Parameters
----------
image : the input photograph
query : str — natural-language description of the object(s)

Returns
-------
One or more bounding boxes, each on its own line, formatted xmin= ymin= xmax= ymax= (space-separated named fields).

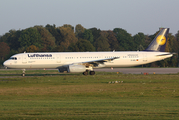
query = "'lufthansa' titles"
xmin=28 ymin=54 xmax=52 ymax=57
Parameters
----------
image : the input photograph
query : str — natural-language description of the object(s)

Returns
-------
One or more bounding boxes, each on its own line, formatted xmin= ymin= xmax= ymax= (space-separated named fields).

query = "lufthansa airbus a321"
xmin=3 ymin=28 xmax=174 ymax=76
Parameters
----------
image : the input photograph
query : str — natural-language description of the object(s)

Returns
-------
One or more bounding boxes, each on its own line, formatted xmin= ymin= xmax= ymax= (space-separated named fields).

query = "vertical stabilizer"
xmin=145 ymin=28 xmax=169 ymax=52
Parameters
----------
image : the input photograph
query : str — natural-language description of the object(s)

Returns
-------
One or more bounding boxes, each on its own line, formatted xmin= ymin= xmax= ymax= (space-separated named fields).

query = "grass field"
xmin=0 ymin=70 xmax=179 ymax=119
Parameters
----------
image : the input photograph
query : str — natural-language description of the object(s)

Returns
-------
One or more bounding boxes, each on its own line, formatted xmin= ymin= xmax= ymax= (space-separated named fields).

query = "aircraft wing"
xmin=80 ymin=57 xmax=120 ymax=67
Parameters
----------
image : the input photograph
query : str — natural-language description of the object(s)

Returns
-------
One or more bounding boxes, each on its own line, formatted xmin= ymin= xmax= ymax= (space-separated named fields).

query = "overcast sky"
xmin=0 ymin=0 xmax=179 ymax=36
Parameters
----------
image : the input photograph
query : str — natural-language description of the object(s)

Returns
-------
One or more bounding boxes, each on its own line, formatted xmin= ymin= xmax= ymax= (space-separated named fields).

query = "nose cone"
xmin=3 ymin=60 xmax=8 ymax=67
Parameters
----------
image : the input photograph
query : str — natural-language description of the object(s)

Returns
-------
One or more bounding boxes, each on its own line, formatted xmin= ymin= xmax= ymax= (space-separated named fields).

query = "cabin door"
xmin=56 ymin=54 xmax=61 ymax=63
xmin=22 ymin=54 xmax=27 ymax=63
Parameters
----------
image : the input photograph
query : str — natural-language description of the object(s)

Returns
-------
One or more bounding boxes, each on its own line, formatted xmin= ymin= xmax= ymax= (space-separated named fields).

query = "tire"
xmin=83 ymin=71 xmax=88 ymax=75
xmin=90 ymin=71 xmax=95 ymax=75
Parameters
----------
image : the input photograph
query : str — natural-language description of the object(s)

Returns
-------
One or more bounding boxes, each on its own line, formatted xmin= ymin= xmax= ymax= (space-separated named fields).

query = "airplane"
xmin=3 ymin=28 xmax=174 ymax=76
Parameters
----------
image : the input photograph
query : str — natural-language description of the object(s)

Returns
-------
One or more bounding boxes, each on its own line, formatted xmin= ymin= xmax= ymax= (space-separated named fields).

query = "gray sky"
xmin=0 ymin=0 xmax=179 ymax=36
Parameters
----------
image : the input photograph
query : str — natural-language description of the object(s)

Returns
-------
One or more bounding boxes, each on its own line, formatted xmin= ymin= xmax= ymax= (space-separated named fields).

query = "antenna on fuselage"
xmin=24 ymin=51 xmax=26 ymax=53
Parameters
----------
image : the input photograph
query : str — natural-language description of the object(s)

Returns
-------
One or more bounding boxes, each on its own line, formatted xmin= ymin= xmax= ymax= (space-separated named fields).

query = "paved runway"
xmin=0 ymin=68 xmax=179 ymax=74
xmin=94 ymin=68 xmax=179 ymax=74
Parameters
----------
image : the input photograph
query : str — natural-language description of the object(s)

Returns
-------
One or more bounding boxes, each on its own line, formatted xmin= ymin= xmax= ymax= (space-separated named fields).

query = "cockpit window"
xmin=9 ymin=57 xmax=17 ymax=60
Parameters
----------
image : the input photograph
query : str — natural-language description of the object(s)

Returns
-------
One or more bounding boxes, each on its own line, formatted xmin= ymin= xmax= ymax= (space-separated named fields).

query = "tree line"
xmin=0 ymin=24 xmax=179 ymax=67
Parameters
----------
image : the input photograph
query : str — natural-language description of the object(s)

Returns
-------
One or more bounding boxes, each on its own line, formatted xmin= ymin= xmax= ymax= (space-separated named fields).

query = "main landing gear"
xmin=90 ymin=71 xmax=95 ymax=75
xmin=83 ymin=70 xmax=95 ymax=75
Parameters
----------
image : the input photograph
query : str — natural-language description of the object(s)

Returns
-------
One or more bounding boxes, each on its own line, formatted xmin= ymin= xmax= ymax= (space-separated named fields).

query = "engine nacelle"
xmin=68 ymin=65 xmax=86 ymax=73
xmin=58 ymin=65 xmax=86 ymax=73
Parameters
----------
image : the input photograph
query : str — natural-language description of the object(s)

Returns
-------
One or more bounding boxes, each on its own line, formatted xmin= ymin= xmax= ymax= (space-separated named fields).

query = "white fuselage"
xmin=3 ymin=51 xmax=172 ymax=69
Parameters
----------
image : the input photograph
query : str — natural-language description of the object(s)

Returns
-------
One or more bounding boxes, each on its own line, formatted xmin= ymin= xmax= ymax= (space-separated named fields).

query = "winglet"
xmin=145 ymin=28 xmax=169 ymax=52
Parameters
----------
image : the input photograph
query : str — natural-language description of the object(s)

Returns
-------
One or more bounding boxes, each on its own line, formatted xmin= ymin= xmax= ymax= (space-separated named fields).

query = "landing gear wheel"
xmin=90 ymin=71 xmax=95 ymax=75
xmin=22 ymin=73 xmax=25 ymax=77
xmin=83 ymin=71 xmax=88 ymax=75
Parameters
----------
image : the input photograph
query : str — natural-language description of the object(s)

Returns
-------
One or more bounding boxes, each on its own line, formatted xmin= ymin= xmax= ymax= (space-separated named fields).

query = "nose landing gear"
xmin=22 ymin=69 xmax=26 ymax=76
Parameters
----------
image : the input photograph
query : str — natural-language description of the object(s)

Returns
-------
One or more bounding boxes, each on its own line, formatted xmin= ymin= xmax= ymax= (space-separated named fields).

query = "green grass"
xmin=0 ymin=70 xmax=179 ymax=119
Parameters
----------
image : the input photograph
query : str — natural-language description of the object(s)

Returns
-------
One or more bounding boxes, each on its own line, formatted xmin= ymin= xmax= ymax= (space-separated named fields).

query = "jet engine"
xmin=58 ymin=65 xmax=86 ymax=73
